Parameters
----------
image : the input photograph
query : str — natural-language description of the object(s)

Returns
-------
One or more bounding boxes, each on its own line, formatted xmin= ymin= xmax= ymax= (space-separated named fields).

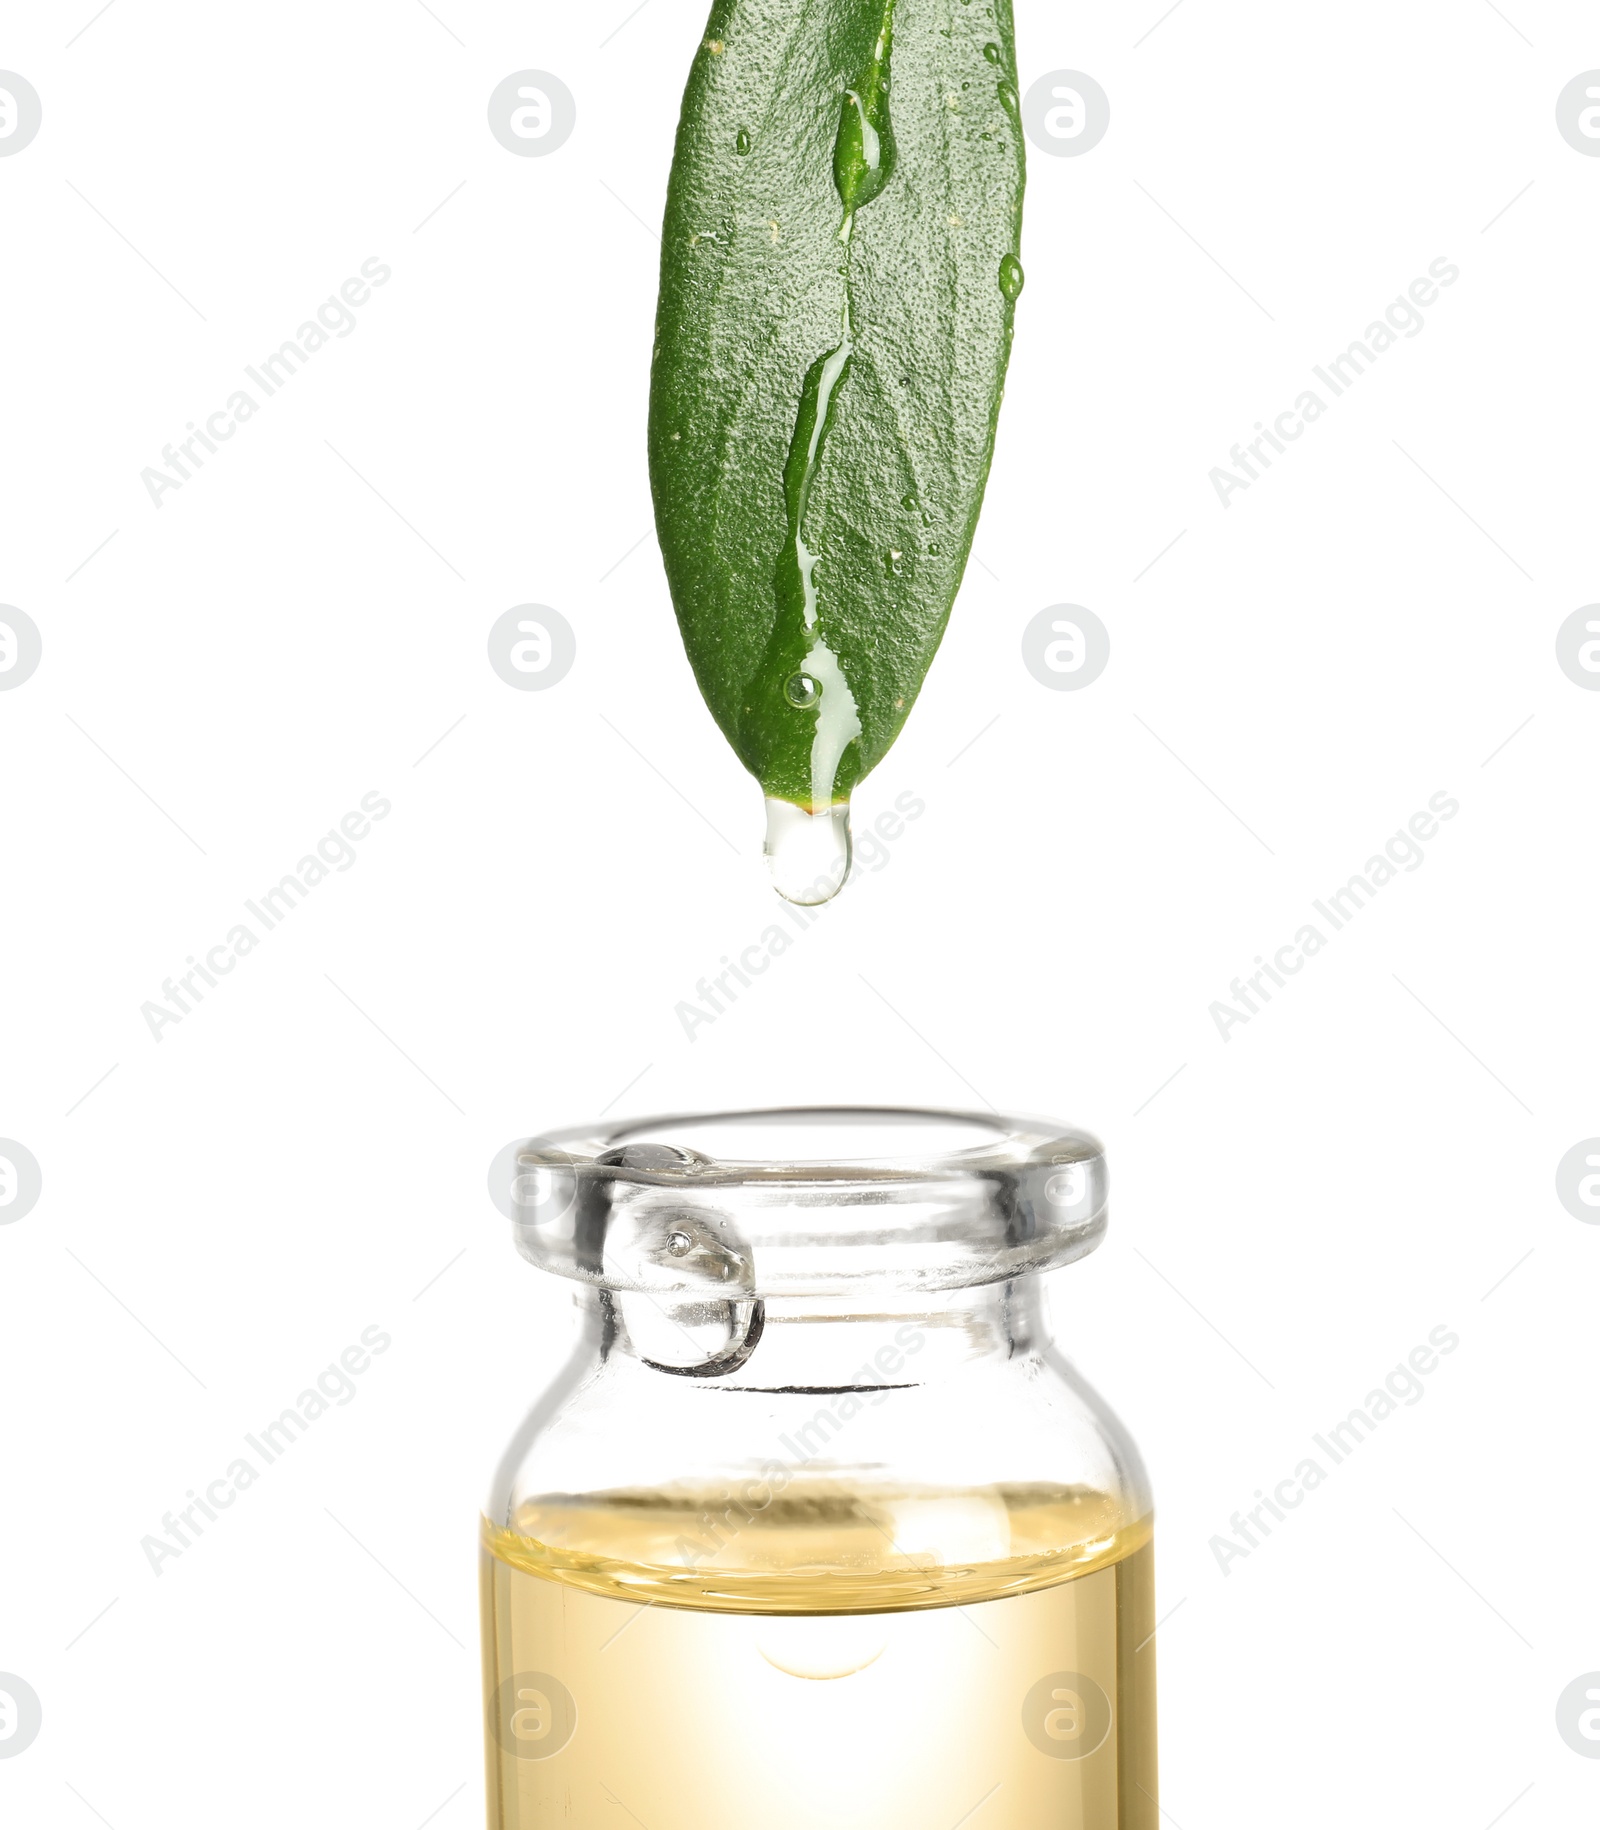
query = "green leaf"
xmin=648 ymin=0 xmax=1026 ymax=814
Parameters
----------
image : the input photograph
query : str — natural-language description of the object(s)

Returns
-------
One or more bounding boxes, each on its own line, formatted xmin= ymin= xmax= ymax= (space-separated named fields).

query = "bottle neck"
xmin=589 ymin=1279 xmax=1047 ymax=1388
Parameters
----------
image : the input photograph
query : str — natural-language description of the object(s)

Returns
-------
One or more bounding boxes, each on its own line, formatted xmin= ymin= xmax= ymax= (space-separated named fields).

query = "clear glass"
xmin=481 ymin=1108 xmax=1156 ymax=1830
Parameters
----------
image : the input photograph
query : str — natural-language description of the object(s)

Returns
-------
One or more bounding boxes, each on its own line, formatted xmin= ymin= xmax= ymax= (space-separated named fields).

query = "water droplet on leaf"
xmin=785 ymin=671 xmax=822 ymax=709
xmin=983 ymin=41 xmax=1001 ymax=62
xmin=736 ymin=128 xmax=751 ymax=154
xmin=998 ymin=253 xmax=1025 ymax=301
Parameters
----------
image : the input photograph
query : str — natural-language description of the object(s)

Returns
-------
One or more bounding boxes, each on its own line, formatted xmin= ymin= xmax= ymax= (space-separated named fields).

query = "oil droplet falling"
xmin=999 ymin=253 xmax=1025 ymax=301
xmin=764 ymin=798 xmax=852 ymax=905
xmin=735 ymin=128 xmax=751 ymax=154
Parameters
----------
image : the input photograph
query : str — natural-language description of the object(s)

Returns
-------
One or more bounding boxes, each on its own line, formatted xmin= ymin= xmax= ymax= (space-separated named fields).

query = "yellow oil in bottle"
xmin=481 ymin=1485 xmax=1156 ymax=1829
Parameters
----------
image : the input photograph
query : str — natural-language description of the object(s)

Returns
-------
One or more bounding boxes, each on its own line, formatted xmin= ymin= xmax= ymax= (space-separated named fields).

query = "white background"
xmin=2 ymin=0 xmax=1596 ymax=1825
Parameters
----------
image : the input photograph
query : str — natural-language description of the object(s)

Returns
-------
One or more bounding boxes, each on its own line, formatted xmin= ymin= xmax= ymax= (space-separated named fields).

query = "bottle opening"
xmin=494 ymin=1106 xmax=1108 ymax=1298
xmin=607 ymin=1107 xmax=1010 ymax=1167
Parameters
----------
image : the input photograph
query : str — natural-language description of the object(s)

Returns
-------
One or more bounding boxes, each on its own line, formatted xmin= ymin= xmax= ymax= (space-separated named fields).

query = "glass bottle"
xmin=481 ymin=1108 xmax=1156 ymax=1829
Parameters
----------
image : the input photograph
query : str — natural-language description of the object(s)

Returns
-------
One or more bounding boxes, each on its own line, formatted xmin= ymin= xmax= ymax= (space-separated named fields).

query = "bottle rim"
xmin=490 ymin=1105 xmax=1108 ymax=1297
